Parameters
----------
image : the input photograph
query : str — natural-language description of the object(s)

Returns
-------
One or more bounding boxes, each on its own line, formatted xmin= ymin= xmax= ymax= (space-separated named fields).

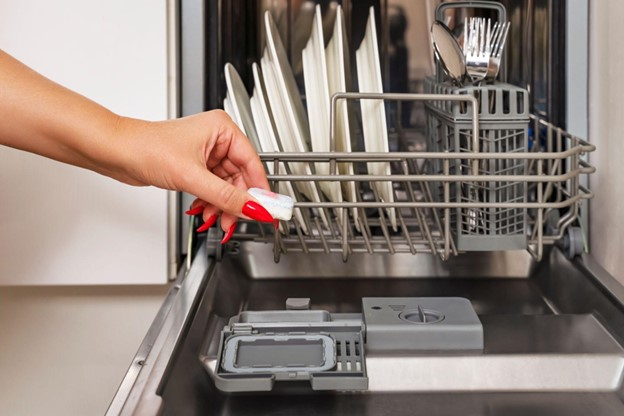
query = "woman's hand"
xmin=112 ymin=111 xmax=271 ymax=239
xmin=0 ymin=49 xmax=272 ymax=241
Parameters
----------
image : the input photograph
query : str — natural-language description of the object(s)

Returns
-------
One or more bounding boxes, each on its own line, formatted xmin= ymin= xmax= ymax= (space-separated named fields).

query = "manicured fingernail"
xmin=185 ymin=206 xmax=204 ymax=216
xmin=273 ymin=220 xmax=280 ymax=230
xmin=220 ymin=223 xmax=237 ymax=245
xmin=242 ymin=201 xmax=274 ymax=223
xmin=196 ymin=215 xmax=218 ymax=232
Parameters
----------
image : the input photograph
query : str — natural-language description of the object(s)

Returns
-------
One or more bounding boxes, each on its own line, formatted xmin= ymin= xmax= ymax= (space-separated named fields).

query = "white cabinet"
xmin=0 ymin=0 xmax=171 ymax=285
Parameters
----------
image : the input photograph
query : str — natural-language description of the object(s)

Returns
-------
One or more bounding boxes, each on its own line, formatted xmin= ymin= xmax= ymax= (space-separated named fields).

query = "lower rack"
xmin=225 ymin=113 xmax=594 ymax=263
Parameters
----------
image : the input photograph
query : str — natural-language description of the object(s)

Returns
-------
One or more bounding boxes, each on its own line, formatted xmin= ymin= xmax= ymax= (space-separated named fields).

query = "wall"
xmin=0 ymin=0 xmax=170 ymax=284
xmin=589 ymin=1 xmax=624 ymax=284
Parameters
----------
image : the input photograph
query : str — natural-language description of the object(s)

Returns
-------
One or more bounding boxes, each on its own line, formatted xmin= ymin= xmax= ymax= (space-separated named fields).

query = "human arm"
xmin=0 ymin=49 xmax=271 ymax=235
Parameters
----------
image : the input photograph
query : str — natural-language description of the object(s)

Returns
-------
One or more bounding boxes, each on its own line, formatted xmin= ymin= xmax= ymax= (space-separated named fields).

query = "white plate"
xmin=325 ymin=4 xmax=359 ymax=230
xmin=302 ymin=5 xmax=343 ymax=221
xmin=264 ymin=11 xmax=311 ymax=148
xmin=262 ymin=12 xmax=330 ymax=229
xmin=355 ymin=7 xmax=397 ymax=230
xmin=223 ymin=94 xmax=236 ymax=125
xmin=250 ymin=63 xmax=308 ymax=235
xmin=224 ymin=63 xmax=261 ymax=152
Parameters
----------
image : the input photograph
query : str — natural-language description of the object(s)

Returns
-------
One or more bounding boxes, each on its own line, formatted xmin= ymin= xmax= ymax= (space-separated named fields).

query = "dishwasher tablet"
xmin=248 ymin=188 xmax=294 ymax=221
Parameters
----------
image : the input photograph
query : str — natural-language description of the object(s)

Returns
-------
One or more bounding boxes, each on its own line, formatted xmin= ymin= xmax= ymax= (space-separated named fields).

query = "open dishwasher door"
xmin=107 ymin=240 xmax=624 ymax=415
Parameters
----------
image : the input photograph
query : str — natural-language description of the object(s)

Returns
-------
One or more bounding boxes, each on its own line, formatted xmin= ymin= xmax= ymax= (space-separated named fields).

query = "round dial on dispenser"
xmin=399 ymin=305 xmax=445 ymax=324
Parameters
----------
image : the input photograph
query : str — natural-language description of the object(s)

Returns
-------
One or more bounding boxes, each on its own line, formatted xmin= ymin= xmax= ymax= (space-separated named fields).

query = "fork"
xmin=485 ymin=21 xmax=510 ymax=81
xmin=463 ymin=17 xmax=491 ymax=83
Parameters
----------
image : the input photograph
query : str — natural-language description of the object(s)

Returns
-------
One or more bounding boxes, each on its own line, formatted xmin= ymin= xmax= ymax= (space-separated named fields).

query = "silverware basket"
xmin=424 ymin=77 xmax=530 ymax=251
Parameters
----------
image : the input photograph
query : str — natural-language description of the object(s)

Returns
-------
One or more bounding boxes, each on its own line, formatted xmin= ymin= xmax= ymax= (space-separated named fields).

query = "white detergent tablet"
xmin=248 ymin=188 xmax=294 ymax=221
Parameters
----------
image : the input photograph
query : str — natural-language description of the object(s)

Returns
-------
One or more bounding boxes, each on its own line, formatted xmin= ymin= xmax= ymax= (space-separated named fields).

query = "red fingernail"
xmin=273 ymin=220 xmax=280 ymax=230
xmin=196 ymin=215 xmax=218 ymax=232
xmin=185 ymin=206 xmax=204 ymax=216
xmin=242 ymin=201 xmax=274 ymax=223
xmin=220 ymin=223 xmax=237 ymax=245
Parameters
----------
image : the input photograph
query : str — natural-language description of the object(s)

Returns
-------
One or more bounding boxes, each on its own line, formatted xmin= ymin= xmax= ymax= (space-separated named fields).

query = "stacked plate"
xmin=223 ymin=6 xmax=396 ymax=234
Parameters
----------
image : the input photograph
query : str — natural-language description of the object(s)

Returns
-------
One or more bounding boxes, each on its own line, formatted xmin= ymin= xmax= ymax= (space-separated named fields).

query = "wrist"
xmin=97 ymin=115 xmax=155 ymax=186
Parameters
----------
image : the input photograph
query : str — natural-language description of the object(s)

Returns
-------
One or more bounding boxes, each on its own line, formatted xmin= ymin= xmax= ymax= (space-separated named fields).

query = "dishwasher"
xmin=108 ymin=1 xmax=624 ymax=415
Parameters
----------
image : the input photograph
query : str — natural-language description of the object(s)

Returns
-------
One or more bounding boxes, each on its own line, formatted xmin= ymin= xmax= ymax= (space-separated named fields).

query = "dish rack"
xmin=221 ymin=91 xmax=594 ymax=263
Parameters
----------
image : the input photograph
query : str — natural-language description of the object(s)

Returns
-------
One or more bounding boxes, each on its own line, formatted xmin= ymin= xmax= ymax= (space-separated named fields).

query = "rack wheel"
xmin=563 ymin=226 xmax=584 ymax=259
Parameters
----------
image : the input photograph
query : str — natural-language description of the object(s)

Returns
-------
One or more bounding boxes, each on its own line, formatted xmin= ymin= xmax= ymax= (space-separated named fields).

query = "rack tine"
xmin=312 ymin=217 xmax=328 ymax=254
xmin=341 ymin=208 xmax=349 ymax=262
xmin=371 ymin=186 xmax=395 ymax=255
xmin=415 ymin=159 xmax=457 ymax=256
xmin=354 ymin=180 xmax=373 ymax=241
xmin=402 ymin=160 xmax=436 ymax=254
xmin=293 ymin=217 xmax=310 ymax=254
xmin=358 ymin=215 xmax=374 ymax=254
xmin=378 ymin=214 xmax=395 ymax=255
xmin=397 ymin=212 xmax=416 ymax=255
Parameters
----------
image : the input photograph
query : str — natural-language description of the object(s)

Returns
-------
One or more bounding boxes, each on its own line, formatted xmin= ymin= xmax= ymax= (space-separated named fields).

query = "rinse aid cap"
xmin=248 ymin=188 xmax=294 ymax=221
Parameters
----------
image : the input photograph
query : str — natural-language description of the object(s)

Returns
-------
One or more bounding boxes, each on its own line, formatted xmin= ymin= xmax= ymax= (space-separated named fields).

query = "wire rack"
xmin=227 ymin=93 xmax=595 ymax=263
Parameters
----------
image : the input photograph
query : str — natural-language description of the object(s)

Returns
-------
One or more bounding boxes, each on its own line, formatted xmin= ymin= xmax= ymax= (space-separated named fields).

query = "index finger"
xmin=226 ymin=126 xmax=270 ymax=191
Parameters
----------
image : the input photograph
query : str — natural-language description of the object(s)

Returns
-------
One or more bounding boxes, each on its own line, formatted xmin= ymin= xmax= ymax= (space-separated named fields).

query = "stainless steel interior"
xmin=108 ymin=1 xmax=624 ymax=415
xmin=108 ymin=242 xmax=624 ymax=415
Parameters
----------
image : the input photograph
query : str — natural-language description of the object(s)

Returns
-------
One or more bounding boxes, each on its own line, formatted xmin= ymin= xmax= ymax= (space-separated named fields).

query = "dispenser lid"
xmin=207 ymin=310 xmax=368 ymax=393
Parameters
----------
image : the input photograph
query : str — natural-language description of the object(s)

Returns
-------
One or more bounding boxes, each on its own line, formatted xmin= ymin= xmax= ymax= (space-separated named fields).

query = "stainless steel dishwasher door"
xmin=108 ymin=242 xmax=624 ymax=416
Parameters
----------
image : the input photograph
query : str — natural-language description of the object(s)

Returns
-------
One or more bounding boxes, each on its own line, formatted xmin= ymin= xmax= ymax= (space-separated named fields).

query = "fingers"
xmin=185 ymin=198 xmax=219 ymax=232
xmin=210 ymin=112 xmax=270 ymax=192
xmin=183 ymin=165 xmax=268 ymax=220
xmin=219 ymin=213 xmax=238 ymax=239
xmin=180 ymin=111 xmax=274 ymax=240
xmin=185 ymin=205 xmax=204 ymax=216
xmin=186 ymin=200 xmax=234 ymax=238
xmin=197 ymin=210 xmax=219 ymax=232
xmin=183 ymin=171 xmax=273 ymax=232
xmin=185 ymin=198 xmax=207 ymax=216
xmin=186 ymin=179 xmax=266 ymax=243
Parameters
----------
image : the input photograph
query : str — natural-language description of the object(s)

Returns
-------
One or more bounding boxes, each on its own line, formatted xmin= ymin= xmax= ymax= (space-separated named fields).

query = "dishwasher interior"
xmin=109 ymin=1 xmax=624 ymax=415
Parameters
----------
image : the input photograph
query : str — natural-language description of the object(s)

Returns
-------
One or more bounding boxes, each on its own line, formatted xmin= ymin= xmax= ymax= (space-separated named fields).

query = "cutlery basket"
xmin=424 ymin=77 xmax=530 ymax=251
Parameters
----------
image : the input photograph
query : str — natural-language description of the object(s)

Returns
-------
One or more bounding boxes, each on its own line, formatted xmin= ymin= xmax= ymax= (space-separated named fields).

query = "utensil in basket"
xmin=463 ymin=17 xmax=491 ymax=83
xmin=485 ymin=21 xmax=510 ymax=82
xmin=431 ymin=20 xmax=466 ymax=85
